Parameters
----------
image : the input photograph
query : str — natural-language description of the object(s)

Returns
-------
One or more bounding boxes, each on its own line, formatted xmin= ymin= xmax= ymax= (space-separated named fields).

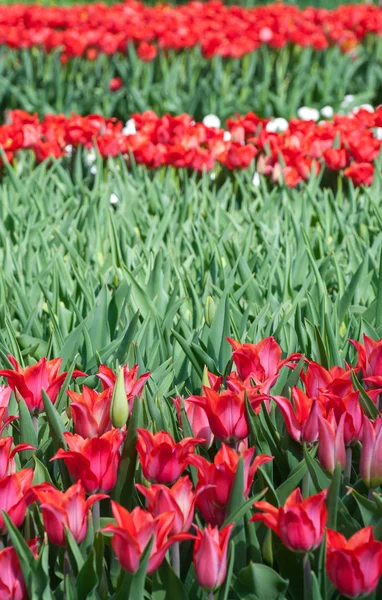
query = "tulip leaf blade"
xmin=2 ymin=511 xmax=36 ymax=592
xmin=152 ymin=557 xmax=187 ymax=600
xmin=32 ymin=454 xmax=53 ymax=485
xmin=114 ymin=395 xmax=141 ymax=510
xmin=226 ymin=456 xmax=245 ymax=519
xmin=127 ymin=535 xmax=154 ymax=600
xmin=18 ymin=396 xmax=38 ymax=461
xmin=351 ymin=370 xmax=379 ymax=419
xmin=276 ymin=459 xmax=308 ymax=505
xmin=235 ymin=562 xmax=289 ymax=600
xmin=217 ymin=540 xmax=235 ymax=600
xmin=303 ymin=444 xmax=331 ymax=492
xmin=76 ymin=548 xmax=99 ymax=600
xmin=41 ymin=389 xmax=71 ymax=489
xmin=222 ymin=490 xmax=267 ymax=529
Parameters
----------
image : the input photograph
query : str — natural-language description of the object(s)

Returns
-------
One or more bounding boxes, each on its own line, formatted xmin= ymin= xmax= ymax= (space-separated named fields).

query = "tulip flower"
xmin=136 ymin=476 xmax=205 ymax=535
xmin=0 ymin=538 xmax=38 ymax=600
xmin=360 ymin=416 xmax=382 ymax=489
xmin=317 ymin=413 xmax=346 ymax=475
xmin=326 ymin=527 xmax=382 ymax=598
xmin=0 ymin=355 xmax=86 ymax=415
xmin=109 ymin=77 xmax=123 ymax=92
xmin=29 ymin=481 xmax=107 ymax=545
xmin=97 ymin=363 xmax=150 ymax=413
xmin=102 ymin=501 xmax=194 ymax=574
xmin=323 ymin=391 xmax=363 ymax=446
xmin=0 ymin=437 xmax=35 ymax=479
xmin=110 ymin=367 xmax=129 ymax=428
xmin=172 ymin=396 xmax=214 ymax=449
xmin=227 ymin=336 xmax=283 ymax=392
xmin=350 ymin=335 xmax=382 ymax=389
xmin=188 ymin=387 xmax=249 ymax=443
xmin=302 ymin=360 xmax=352 ymax=400
xmin=136 ymin=429 xmax=203 ymax=485
xmin=193 ymin=523 xmax=234 ymax=591
xmin=272 ymin=390 xmax=320 ymax=444
xmin=0 ymin=469 xmax=34 ymax=534
xmin=189 ymin=444 xmax=273 ymax=526
xmin=51 ymin=429 xmax=125 ymax=493
xmin=68 ymin=386 xmax=112 ymax=438
xmin=251 ymin=489 xmax=327 ymax=552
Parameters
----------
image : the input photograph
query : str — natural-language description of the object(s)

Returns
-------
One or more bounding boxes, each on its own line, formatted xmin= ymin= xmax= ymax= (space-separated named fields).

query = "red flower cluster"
xmin=0 ymin=107 xmax=381 ymax=187
xmin=0 ymin=2 xmax=379 ymax=60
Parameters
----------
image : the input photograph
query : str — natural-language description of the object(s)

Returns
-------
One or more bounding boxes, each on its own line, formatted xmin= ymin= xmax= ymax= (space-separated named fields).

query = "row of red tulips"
xmin=0 ymin=2 xmax=380 ymax=60
xmin=0 ymin=334 xmax=382 ymax=596
xmin=2 ymin=107 xmax=382 ymax=187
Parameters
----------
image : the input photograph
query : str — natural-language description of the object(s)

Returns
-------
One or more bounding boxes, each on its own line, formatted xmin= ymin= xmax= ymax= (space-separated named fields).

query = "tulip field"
xmin=1 ymin=1 xmax=382 ymax=599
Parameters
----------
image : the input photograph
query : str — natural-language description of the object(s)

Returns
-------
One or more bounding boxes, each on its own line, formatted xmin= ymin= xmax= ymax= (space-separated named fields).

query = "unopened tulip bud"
xmin=204 ymin=296 xmax=216 ymax=327
xmin=110 ymin=367 xmax=129 ymax=428
xmin=202 ymin=365 xmax=210 ymax=388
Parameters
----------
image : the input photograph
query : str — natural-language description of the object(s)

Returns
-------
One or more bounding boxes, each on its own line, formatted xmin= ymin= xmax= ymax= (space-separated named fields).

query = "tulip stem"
xmin=207 ymin=593 xmax=214 ymax=600
xmin=344 ymin=447 xmax=352 ymax=487
xmin=32 ymin=415 xmax=38 ymax=440
xmin=303 ymin=554 xmax=312 ymax=600
xmin=93 ymin=500 xmax=100 ymax=533
xmin=172 ymin=542 xmax=180 ymax=578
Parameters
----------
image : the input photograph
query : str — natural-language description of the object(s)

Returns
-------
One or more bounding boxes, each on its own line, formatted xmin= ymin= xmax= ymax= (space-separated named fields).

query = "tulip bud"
xmin=204 ymin=296 xmax=216 ymax=327
xmin=110 ymin=367 xmax=129 ymax=428
xmin=202 ymin=365 xmax=210 ymax=388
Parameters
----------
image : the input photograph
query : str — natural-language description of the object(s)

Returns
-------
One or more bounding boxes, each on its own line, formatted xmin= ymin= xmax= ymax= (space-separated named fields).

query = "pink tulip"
xmin=0 ymin=538 xmax=38 ymax=600
xmin=193 ymin=523 xmax=234 ymax=591
xmin=0 ymin=437 xmax=35 ymax=479
xmin=350 ymin=334 xmax=382 ymax=388
xmin=68 ymin=386 xmax=112 ymax=437
xmin=272 ymin=391 xmax=320 ymax=444
xmin=173 ymin=396 xmax=214 ymax=449
xmin=0 ymin=469 xmax=34 ymax=534
xmin=318 ymin=413 xmax=346 ymax=475
xmin=302 ymin=361 xmax=352 ymax=399
xmin=360 ymin=416 xmax=382 ymax=488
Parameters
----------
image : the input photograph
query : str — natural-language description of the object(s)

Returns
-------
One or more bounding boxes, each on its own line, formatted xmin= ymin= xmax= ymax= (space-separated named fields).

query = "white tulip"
xmin=203 ymin=114 xmax=221 ymax=129
xmin=320 ymin=106 xmax=334 ymax=119
xmin=122 ymin=118 xmax=137 ymax=136
xmin=266 ymin=117 xmax=289 ymax=133
xmin=252 ymin=172 xmax=261 ymax=187
xmin=297 ymin=107 xmax=319 ymax=122
xmin=110 ymin=193 xmax=119 ymax=204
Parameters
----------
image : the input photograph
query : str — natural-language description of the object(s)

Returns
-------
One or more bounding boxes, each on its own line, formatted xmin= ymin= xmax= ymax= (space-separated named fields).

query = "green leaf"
xmin=152 ymin=558 xmax=187 ymax=600
xmin=327 ymin=462 xmax=342 ymax=530
xmin=114 ymin=396 xmax=141 ymax=509
xmin=18 ymin=396 xmax=37 ymax=461
xmin=235 ymin=563 xmax=289 ymax=600
xmin=351 ymin=370 xmax=379 ymax=419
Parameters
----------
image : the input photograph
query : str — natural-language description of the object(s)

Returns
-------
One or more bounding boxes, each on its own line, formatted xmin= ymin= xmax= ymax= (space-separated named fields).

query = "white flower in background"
xmin=252 ymin=172 xmax=261 ymax=187
xmin=85 ymin=148 xmax=97 ymax=166
xmin=210 ymin=172 xmax=216 ymax=181
xmin=266 ymin=117 xmax=289 ymax=133
xmin=122 ymin=118 xmax=136 ymax=136
xmin=341 ymin=94 xmax=355 ymax=108
xmin=90 ymin=165 xmax=97 ymax=175
xmin=352 ymin=104 xmax=374 ymax=114
xmin=203 ymin=114 xmax=221 ymax=129
xmin=223 ymin=131 xmax=231 ymax=141
xmin=297 ymin=107 xmax=319 ymax=122
xmin=64 ymin=144 xmax=73 ymax=155
xmin=110 ymin=193 xmax=119 ymax=204
xmin=374 ymin=128 xmax=382 ymax=140
xmin=320 ymin=106 xmax=334 ymax=119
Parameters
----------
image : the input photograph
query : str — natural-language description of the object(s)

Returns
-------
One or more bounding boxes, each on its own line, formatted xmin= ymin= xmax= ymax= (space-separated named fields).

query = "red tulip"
xmin=173 ymin=396 xmax=214 ymax=449
xmin=189 ymin=387 xmax=249 ymax=443
xmin=350 ymin=335 xmax=382 ymax=389
xmin=97 ymin=364 xmax=150 ymax=413
xmin=360 ymin=415 xmax=382 ymax=488
xmin=102 ymin=501 xmax=194 ymax=574
xmin=227 ymin=336 xmax=283 ymax=391
xmin=0 ymin=355 xmax=86 ymax=415
xmin=51 ymin=429 xmax=125 ymax=493
xmin=0 ymin=538 xmax=38 ymax=600
xmin=136 ymin=476 xmax=205 ymax=535
xmin=323 ymin=391 xmax=363 ymax=446
xmin=0 ymin=437 xmax=35 ymax=479
xmin=251 ymin=489 xmax=327 ymax=552
xmin=136 ymin=429 xmax=202 ymax=485
xmin=68 ymin=386 xmax=112 ymax=438
xmin=302 ymin=360 xmax=352 ymax=400
xmin=272 ymin=390 xmax=320 ymax=444
xmin=194 ymin=523 xmax=234 ymax=591
xmin=29 ymin=481 xmax=107 ymax=545
xmin=0 ymin=469 xmax=34 ymax=534
xmin=109 ymin=77 xmax=123 ymax=92
xmin=189 ymin=444 xmax=272 ymax=526
xmin=318 ymin=413 xmax=346 ymax=475
xmin=326 ymin=527 xmax=382 ymax=598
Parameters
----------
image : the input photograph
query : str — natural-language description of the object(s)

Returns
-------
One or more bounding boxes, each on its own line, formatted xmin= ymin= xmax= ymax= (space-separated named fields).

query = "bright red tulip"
xmin=189 ymin=444 xmax=273 ymax=526
xmin=302 ymin=360 xmax=352 ymax=400
xmin=227 ymin=336 xmax=283 ymax=391
xmin=323 ymin=391 xmax=363 ymax=446
xmin=360 ymin=415 xmax=382 ymax=488
xmin=97 ymin=364 xmax=150 ymax=413
xmin=102 ymin=501 xmax=194 ymax=574
xmin=29 ymin=481 xmax=107 ymax=545
xmin=318 ymin=413 xmax=346 ymax=475
xmin=272 ymin=390 xmax=320 ymax=444
xmin=0 ymin=538 xmax=38 ymax=600
xmin=0 ymin=355 xmax=86 ymax=415
xmin=189 ymin=387 xmax=249 ymax=443
xmin=251 ymin=489 xmax=327 ymax=552
xmin=0 ymin=469 xmax=34 ymax=534
xmin=0 ymin=437 xmax=35 ymax=479
xmin=326 ymin=527 xmax=382 ymax=598
xmin=68 ymin=386 xmax=112 ymax=438
xmin=350 ymin=335 xmax=382 ymax=389
xmin=109 ymin=77 xmax=123 ymax=92
xmin=173 ymin=396 xmax=214 ymax=449
xmin=194 ymin=523 xmax=234 ymax=591
xmin=136 ymin=429 xmax=203 ymax=485
xmin=51 ymin=429 xmax=125 ymax=493
xmin=136 ymin=476 xmax=203 ymax=534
